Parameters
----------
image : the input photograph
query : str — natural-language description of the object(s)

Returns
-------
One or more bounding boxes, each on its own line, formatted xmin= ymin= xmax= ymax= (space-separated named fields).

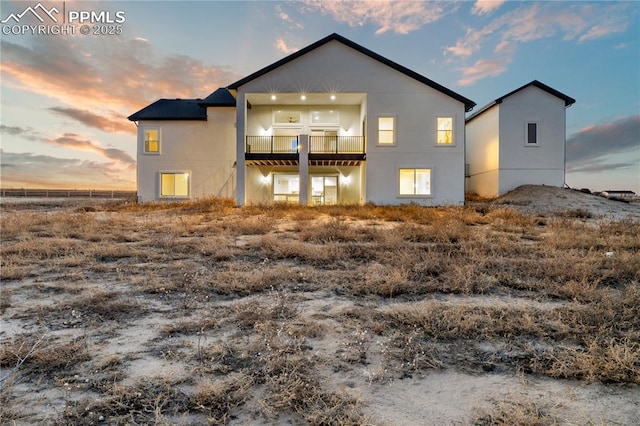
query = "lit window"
xmin=160 ymin=172 xmax=189 ymax=197
xmin=274 ymin=110 xmax=301 ymax=124
xmin=273 ymin=174 xmax=299 ymax=203
xmin=437 ymin=117 xmax=453 ymax=145
xmin=144 ymin=129 xmax=160 ymax=153
xmin=310 ymin=109 xmax=338 ymax=124
xmin=378 ymin=116 xmax=395 ymax=145
xmin=527 ymin=122 xmax=538 ymax=144
xmin=399 ymin=168 xmax=431 ymax=196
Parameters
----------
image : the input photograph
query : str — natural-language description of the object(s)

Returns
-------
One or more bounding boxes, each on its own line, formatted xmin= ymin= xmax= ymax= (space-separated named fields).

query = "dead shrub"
xmin=472 ymin=397 xmax=559 ymax=426
xmin=57 ymin=378 xmax=190 ymax=425
xmin=0 ymin=334 xmax=90 ymax=378
xmin=192 ymin=374 xmax=253 ymax=423
xmin=539 ymin=338 xmax=640 ymax=384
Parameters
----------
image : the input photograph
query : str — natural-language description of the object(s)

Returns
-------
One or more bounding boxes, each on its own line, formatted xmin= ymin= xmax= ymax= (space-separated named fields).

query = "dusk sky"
xmin=1 ymin=0 xmax=638 ymax=193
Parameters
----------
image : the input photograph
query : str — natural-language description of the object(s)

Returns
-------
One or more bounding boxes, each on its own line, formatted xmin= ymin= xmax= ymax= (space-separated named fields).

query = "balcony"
xmin=245 ymin=136 xmax=299 ymax=165
xmin=245 ymin=136 xmax=366 ymax=166
xmin=309 ymin=136 xmax=365 ymax=166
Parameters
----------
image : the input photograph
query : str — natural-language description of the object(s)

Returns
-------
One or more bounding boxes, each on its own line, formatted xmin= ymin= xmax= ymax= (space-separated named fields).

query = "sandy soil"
xmin=1 ymin=186 xmax=639 ymax=425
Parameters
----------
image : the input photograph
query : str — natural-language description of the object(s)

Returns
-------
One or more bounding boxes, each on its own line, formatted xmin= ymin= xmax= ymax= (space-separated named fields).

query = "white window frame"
xmin=143 ymin=127 xmax=161 ymax=154
xmin=159 ymin=171 xmax=191 ymax=199
xmin=377 ymin=115 xmax=396 ymax=146
xmin=273 ymin=110 xmax=302 ymax=126
xmin=397 ymin=166 xmax=433 ymax=198
xmin=309 ymin=109 xmax=340 ymax=125
xmin=525 ymin=121 xmax=539 ymax=146
xmin=436 ymin=116 xmax=455 ymax=146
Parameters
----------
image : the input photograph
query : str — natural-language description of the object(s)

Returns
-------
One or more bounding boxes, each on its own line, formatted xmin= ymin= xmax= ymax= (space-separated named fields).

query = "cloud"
xmin=300 ymin=0 xmax=456 ymax=35
xmin=0 ymin=150 xmax=135 ymax=190
xmin=45 ymin=133 xmax=136 ymax=169
xmin=457 ymin=57 xmax=510 ymax=86
xmin=0 ymin=124 xmax=41 ymax=141
xmin=48 ymin=107 xmax=135 ymax=134
xmin=566 ymin=161 xmax=638 ymax=174
xmin=275 ymin=38 xmax=299 ymax=55
xmin=568 ymin=115 xmax=640 ymax=161
xmin=447 ymin=2 xmax=632 ymax=86
xmin=0 ymin=35 xmax=240 ymax=114
xmin=567 ymin=115 xmax=640 ymax=165
xmin=471 ymin=0 xmax=505 ymax=15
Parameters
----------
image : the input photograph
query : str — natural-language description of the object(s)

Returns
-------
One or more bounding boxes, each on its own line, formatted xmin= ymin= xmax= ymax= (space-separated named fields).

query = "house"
xmin=600 ymin=190 xmax=637 ymax=200
xmin=465 ymin=80 xmax=575 ymax=198
xmin=129 ymin=33 xmax=475 ymax=205
xmin=129 ymin=34 xmax=573 ymax=206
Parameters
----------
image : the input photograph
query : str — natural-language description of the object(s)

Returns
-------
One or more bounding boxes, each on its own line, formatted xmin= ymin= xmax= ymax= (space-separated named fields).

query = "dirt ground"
xmin=1 ymin=186 xmax=639 ymax=425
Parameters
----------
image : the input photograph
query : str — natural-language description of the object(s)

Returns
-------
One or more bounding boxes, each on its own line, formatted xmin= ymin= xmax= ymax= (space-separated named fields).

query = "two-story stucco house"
xmin=129 ymin=33 xmax=475 ymax=205
xmin=129 ymin=34 xmax=574 ymax=205
xmin=465 ymin=80 xmax=575 ymax=198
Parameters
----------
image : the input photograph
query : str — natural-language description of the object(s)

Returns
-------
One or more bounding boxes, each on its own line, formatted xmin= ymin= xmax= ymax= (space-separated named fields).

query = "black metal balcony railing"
xmin=245 ymin=136 xmax=365 ymax=154
xmin=246 ymin=136 xmax=299 ymax=154
xmin=309 ymin=136 xmax=365 ymax=154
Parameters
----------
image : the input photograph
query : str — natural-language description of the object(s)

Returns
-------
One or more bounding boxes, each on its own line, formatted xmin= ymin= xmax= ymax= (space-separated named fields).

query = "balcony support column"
xmin=299 ymin=134 xmax=309 ymax=205
xmin=235 ymin=92 xmax=246 ymax=206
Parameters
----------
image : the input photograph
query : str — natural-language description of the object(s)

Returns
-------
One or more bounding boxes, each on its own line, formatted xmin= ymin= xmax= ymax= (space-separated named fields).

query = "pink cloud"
xmin=45 ymin=133 xmax=135 ymax=170
xmin=0 ymin=150 xmax=136 ymax=190
xmin=275 ymin=38 xmax=299 ymax=55
xmin=1 ymin=35 xmax=240 ymax=115
xmin=457 ymin=58 xmax=509 ymax=86
xmin=471 ymin=0 xmax=505 ymax=16
xmin=301 ymin=0 xmax=456 ymax=35
xmin=447 ymin=2 xmax=632 ymax=85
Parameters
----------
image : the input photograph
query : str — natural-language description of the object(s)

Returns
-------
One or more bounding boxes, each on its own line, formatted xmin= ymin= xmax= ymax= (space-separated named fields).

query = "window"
xmin=526 ymin=122 xmax=538 ymax=145
xmin=273 ymin=174 xmax=299 ymax=203
xmin=160 ymin=172 xmax=190 ymax=197
xmin=399 ymin=168 xmax=431 ymax=196
xmin=310 ymin=109 xmax=338 ymax=124
xmin=144 ymin=128 xmax=160 ymax=153
xmin=378 ymin=116 xmax=395 ymax=145
xmin=274 ymin=110 xmax=301 ymax=124
xmin=437 ymin=117 xmax=453 ymax=145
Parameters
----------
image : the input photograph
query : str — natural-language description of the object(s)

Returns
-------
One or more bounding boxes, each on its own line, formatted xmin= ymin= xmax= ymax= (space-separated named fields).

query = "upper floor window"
xmin=526 ymin=122 xmax=538 ymax=145
xmin=437 ymin=117 xmax=453 ymax=145
xmin=378 ymin=116 xmax=395 ymax=145
xmin=310 ymin=109 xmax=338 ymax=124
xmin=144 ymin=128 xmax=160 ymax=153
xmin=274 ymin=110 xmax=301 ymax=124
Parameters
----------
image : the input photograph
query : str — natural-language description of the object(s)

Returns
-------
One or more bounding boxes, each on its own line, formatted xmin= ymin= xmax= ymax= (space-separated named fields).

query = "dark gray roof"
xmin=128 ymin=99 xmax=206 ymax=121
xmin=466 ymin=80 xmax=576 ymax=123
xmin=199 ymin=88 xmax=236 ymax=107
xmin=228 ymin=33 xmax=476 ymax=112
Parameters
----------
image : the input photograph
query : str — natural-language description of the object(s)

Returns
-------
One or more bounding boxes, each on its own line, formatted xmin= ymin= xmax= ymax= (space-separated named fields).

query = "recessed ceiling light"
xmin=330 ymin=95 xmax=336 ymax=100
xmin=301 ymin=95 xmax=306 ymax=100
xmin=270 ymin=95 xmax=276 ymax=100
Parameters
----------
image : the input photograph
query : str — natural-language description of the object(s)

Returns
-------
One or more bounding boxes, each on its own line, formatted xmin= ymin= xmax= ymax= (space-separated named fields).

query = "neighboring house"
xmin=600 ymin=190 xmax=636 ymax=199
xmin=465 ymin=81 xmax=575 ymax=198
xmin=129 ymin=33 xmax=475 ymax=205
xmin=129 ymin=34 xmax=573 ymax=205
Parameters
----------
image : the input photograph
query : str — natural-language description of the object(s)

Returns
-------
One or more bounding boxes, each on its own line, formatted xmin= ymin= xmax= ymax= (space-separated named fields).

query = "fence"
xmin=1 ymin=188 xmax=137 ymax=199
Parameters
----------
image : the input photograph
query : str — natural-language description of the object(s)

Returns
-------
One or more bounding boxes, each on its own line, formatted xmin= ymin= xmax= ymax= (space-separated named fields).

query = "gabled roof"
xmin=199 ymin=88 xmax=236 ymax=107
xmin=228 ymin=33 xmax=476 ymax=112
xmin=128 ymin=99 xmax=207 ymax=121
xmin=466 ymin=80 xmax=576 ymax=123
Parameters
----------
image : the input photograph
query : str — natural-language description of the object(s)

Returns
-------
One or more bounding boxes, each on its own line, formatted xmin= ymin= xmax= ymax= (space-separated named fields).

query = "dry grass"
xmin=1 ymin=195 xmax=638 ymax=424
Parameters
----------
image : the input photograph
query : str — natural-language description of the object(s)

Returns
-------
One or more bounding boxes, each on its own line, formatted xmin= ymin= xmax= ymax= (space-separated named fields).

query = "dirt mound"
xmin=489 ymin=185 xmax=640 ymax=221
